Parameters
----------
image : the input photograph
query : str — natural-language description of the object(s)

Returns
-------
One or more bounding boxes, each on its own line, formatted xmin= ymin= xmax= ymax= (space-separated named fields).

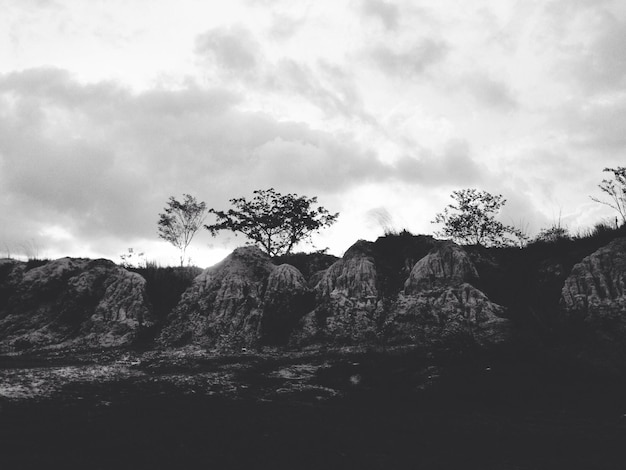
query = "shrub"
xmin=532 ymin=226 xmax=571 ymax=245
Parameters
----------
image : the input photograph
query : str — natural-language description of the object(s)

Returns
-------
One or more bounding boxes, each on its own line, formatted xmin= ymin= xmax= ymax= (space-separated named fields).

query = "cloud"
xmin=0 ymin=67 xmax=394 ymax=256
xmin=368 ymin=38 xmax=449 ymax=77
xmin=360 ymin=0 xmax=400 ymax=31
xmin=268 ymin=12 xmax=308 ymax=40
xmin=250 ymin=136 xmax=386 ymax=192
xmin=463 ymin=73 xmax=518 ymax=111
xmin=193 ymin=25 xmax=371 ymax=122
xmin=542 ymin=1 xmax=626 ymax=94
xmin=195 ymin=25 xmax=261 ymax=75
xmin=573 ymin=14 xmax=626 ymax=93
xmin=549 ymin=96 xmax=626 ymax=156
xmin=263 ymin=59 xmax=368 ymax=121
xmin=393 ymin=140 xmax=485 ymax=187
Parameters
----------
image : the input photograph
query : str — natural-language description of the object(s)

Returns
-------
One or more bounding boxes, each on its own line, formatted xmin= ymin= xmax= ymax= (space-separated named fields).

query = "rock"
xmin=386 ymin=242 xmax=509 ymax=346
xmin=558 ymin=237 xmax=626 ymax=373
xmin=0 ymin=258 xmax=154 ymax=351
xmin=386 ymin=283 xmax=509 ymax=346
xmin=315 ymin=240 xmax=378 ymax=300
xmin=0 ymin=259 xmax=26 ymax=311
xmin=159 ymin=246 xmax=276 ymax=349
xmin=291 ymin=239 xmax=509 ymax=348
xmin=261 ymin=264 xmax=313 ymax=345
xmin=404 ymin=241 xmax=479 ymax=293
xmin=292 ymin=240 xmax=383 ymax=345
xmin=561 ymin=237 xmax=626 ymax=321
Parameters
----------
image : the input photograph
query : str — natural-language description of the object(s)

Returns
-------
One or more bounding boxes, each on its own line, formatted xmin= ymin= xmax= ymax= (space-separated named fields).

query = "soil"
xmin=1 ymin=346 xmax=626 ymax=469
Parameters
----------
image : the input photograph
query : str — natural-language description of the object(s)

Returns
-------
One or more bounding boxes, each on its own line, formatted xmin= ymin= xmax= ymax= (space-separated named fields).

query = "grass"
xmin=128 ymin=264 xmax=202 ymax=322
xmin=24 ymin=258 xmax=52 ymax=271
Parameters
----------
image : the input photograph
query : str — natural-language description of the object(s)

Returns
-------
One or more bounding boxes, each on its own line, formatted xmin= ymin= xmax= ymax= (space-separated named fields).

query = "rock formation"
xmin=293 ymin=241 xmax=383 ymax=345
xmin=159 ymin=246 xmax=310 ymax=349
xmin=386 ymin=242 xmax=509 ymax=346
xmin=293 ymin=240 xmax=509 ymax=347
xmin=561 ymin=237 xmax=626 ymax=331
xmin=404 ymin=241 xmax=479 ymax=293
xmin=159 ymin=247 xmax=273 ymax=348
xmin=261 ymin=264 xmax=313 ymax=345
xmin=0 ymin=258 xmax=153 ymax=350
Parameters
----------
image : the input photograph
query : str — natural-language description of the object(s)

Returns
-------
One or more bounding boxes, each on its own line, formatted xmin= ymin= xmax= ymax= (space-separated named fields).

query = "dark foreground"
xmin=1 ymin=347 xmax=626 ymax=469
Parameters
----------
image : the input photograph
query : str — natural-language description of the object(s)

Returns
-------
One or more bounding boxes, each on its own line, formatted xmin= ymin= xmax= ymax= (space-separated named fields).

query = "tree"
xmin=590 ymin=167 xmax=626 ymax=226
xmin=205 ymin=188 xmax=339 ymax=257
xmin=432 ymin=188 xmax=525 ymax=247
xmin=158 ymin=194 xmax=207 ymax=266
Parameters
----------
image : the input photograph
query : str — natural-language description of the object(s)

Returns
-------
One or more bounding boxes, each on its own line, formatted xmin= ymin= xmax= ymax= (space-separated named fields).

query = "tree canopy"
xmin=432 ymin=188 xmax=525 ymax=247
xmin=158 ymin=194 xmax=207 ymax=266
xmin=205 ymin=188 xmax=339 ymax=257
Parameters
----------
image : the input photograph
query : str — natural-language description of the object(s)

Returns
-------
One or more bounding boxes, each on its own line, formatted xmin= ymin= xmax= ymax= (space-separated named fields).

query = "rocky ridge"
xmin=3 ymin=235 xmax=626 ymax=363
xmin=294 ymin=240 xmax=509 ymax=347
xmin=158 ymin=246 xmax=310 ymax=349
xmin=0 ymin=258 xmax=153 ymax=350
xmin=294 ymin=240 xmax=383 ymax=345
xmin=561 ymin=237 xmax=626 ymax=321
xmin=384 ymin=242 xmax=509 ymax=346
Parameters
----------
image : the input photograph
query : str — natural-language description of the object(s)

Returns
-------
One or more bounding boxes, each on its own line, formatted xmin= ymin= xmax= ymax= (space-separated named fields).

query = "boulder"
xmin=385 ymin=283 xmax=509 ymax=346
xmin=385 ymin=242 xmax=509 ymax=346
xmin=291 ymin=240 xmax=509 ymax=348
xmin=292 ymin=240 xmax=383 ymax=345
xmin=561 ymin=237 xmax=626 ymax=322
xmin=404 ymin=241 xmax=479 ymax=293
xmin=0 ymin=258 xmax=154 ymax=350
xmin=159 ymin=246 xmax=276 ymax=349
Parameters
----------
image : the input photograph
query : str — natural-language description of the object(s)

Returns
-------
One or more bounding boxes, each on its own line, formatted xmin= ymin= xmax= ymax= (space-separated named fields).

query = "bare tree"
xmin=590 ymin=167 xmax=626 ymax=225
xmin=158 ymin=194 xmax=207 ymax=266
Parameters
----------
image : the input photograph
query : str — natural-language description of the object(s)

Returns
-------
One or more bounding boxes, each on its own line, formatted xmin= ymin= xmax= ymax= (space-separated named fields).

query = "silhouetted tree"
xmin=590 ymin=167 xmax=626 ymax=225
xmin=432 ymin=188 xmax=525 ymax=247
xmin=158 ymin=194 xmax=207 ymax=266
xmin=205 ymin=188 xmax=339 ymax=257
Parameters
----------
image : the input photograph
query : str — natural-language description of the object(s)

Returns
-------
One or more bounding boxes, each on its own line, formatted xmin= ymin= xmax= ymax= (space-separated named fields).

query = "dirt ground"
xmin=1 ymin=347 xmax=626 ymax=469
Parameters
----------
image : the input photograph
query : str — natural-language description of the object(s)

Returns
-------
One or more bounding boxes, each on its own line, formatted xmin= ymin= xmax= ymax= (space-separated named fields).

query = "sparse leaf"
xmin=431 ymin=188 xmax=523 ymax=247
xmin=158 ymin=194 xmax=207 ymax=266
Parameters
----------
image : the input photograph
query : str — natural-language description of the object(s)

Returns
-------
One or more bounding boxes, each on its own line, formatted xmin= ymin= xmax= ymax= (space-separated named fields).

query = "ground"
xmin=1 ymin=346 xmax=626 ymax=469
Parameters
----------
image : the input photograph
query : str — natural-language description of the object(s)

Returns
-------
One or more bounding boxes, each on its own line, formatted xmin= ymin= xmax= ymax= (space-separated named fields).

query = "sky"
xmin=1 ymin=0 xmax=625 ymax=267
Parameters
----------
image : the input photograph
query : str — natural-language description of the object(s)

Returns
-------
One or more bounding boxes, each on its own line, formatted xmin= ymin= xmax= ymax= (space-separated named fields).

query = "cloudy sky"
xmin=1 ymin=0 xmax=625 ymax=266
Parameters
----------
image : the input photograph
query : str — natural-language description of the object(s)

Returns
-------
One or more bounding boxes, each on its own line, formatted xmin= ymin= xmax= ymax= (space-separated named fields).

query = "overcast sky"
xmin=1 ymin=0 xmax=625 ymax=266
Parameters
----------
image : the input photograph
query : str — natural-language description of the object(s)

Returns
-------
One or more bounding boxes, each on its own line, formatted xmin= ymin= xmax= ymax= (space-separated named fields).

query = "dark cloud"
xmin=264 ymin=59 xmax=369 ymax=121
xmin=543 ymin=1 xmax=626 ymax=94
xmin=268 ymin=12 xmax=308 ymax=40
xmin=0 ymin=67 xmax=395 ymax=255
xmin=249 ymin=135 xmax=387 ymax=192
xmin=368 ymin=39 xmax=449 ymax=77
xmin=553 ymin=96 xmax=626 ymax=153
xmin=360 ymin=0 xmax=400 ymax=31
xmin=463 ymin=73 xmax=518 ymax=111
xmin=393 ymin=140 xmax=485 ymax=187
xmin=195 ymin=25 xmax=261 ymax=75
xmin=574 ymin=14 xmax=626 ymax=93
xmin=193 ymin=26 xmax=371 ymax=123
xmin=0 ymin=67 xmax=502 ymax=258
